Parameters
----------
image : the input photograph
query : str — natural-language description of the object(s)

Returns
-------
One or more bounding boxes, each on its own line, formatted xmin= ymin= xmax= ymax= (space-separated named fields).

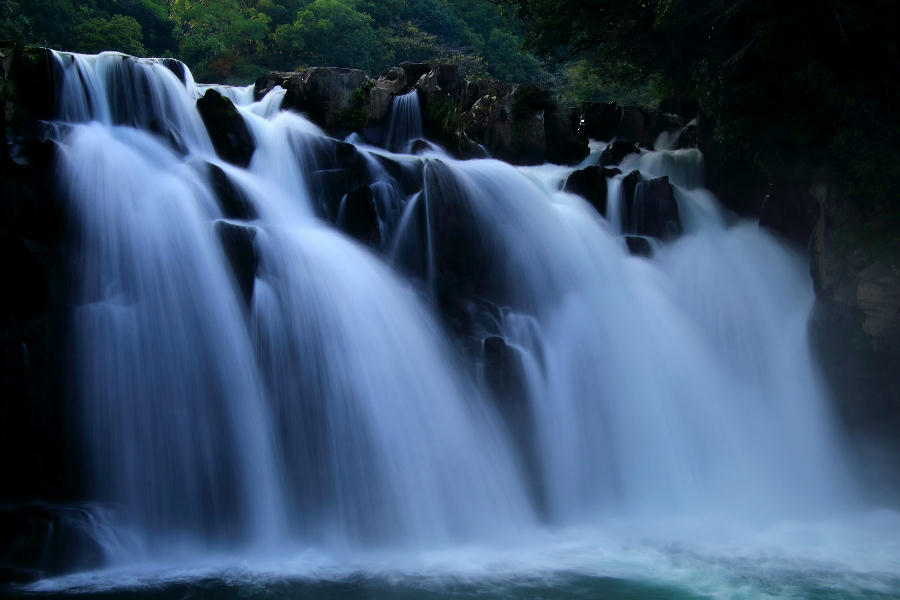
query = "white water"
xmin=31 ymin=51 xmax=900 ymax=597
xmin=385 ymin=89 xmax=424 ymax=152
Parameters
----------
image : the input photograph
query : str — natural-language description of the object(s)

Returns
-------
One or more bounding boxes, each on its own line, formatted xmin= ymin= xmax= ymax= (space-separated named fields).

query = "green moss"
xmin=346 ymin=78 xmax=374 ymax=133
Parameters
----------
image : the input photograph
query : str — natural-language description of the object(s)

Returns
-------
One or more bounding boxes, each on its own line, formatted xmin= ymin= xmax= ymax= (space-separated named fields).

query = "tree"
xmin=72 ymin=14 xmax=146 ymax=55
xmin=274 ymin=0 xmax=378 ymax=71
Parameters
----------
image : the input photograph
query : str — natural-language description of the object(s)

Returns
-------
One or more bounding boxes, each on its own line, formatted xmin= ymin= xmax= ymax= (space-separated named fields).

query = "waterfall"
xmin=385 ymin=89 xmax=424 ymax=152
xmin=27 ymin=50 xmax=879 ymax=593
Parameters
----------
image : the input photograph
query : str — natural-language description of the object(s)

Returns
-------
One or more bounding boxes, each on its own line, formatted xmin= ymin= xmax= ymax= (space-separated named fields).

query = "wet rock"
xmin=159 ymin=58 xmax=186 ymax=85
xmin=5 ymin=44 xmax=63 ymax=120
xmin=564 ymin=165 xmax=621 ymax=216
xmin=624 ymin=235 xmax=653 ymax=257
xmin=279 ymin=67 xmax=368 ymax=134
xmin=339 ymin=185 xmax=380 ymax=246
xmin=208 ymin=163 xmax=257 ymax=220
xmin=305 ymin=138 xmax=367 ymax=221
xmin=196 ymin=89 xmax=254 ymax=167
xmin=546 ymin=105 xmax=589 ymax=165
xmin=600 ymin=140 xmax=640 ymax=166
xmin=0 ymin=505 xmax=107 ymax=578
xmin=483 ymin=336 xmax=526 ymax=401
xmin=628 ymin=175 xmax=681 ymax=240
xmin=214 ymin=221 xmax=257 ymax=306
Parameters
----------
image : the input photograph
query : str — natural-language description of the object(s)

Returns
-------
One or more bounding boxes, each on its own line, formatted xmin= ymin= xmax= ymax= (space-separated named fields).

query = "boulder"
xmin=0 ymin=505 xmax=108 ymax=580
xmin=564 ymin=165 xmax=621 ymax=216
xmin=627 ymin=175 xmax=681 ymax=239
xmin=208 ymin=163 xmax=257 ymax=220
xmin=214 ymin=221 xmax=257 ymax=306
xmin=546 ymin=105 xmax=589 ymax=165
xmin=305 ymin=138 xmax=367 ymax=221
xmin=600 ymin=140 xmax=640 ymax=166
xmin=278 ymin=67 xmax=369 ymax=134
xmin=624 ymin=235 xmax=653 ymax=257
xmin=338 ymin=184 xmax=380 ymax=246
xmin=196 ymin=89 xmax=254 ymax=167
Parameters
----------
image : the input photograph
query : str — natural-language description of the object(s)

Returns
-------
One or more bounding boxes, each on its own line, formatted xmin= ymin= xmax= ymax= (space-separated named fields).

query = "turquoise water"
xmin=7 ymin=513 xmax=900 ymax=600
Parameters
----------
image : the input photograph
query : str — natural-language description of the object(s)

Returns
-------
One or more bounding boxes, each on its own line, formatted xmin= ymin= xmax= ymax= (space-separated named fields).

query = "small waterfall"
xmin=30 ymin=49 xmax=867 ymax=587
xmin=385 ymin=89 xmax=424 ymax=152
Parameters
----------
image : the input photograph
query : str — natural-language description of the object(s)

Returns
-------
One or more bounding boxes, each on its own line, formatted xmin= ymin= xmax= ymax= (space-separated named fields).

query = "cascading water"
xmin=385 ymin=89 xmax=424 ymax=152
xmin=18 ymin=51 xmax=900 ymax=598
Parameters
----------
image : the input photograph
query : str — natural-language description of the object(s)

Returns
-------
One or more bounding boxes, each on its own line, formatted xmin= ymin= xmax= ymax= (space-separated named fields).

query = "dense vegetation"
xmin=499 ymin=0 xmax=899 ymax=222
xmin=0 ymin=0 xmax=547 ymax=84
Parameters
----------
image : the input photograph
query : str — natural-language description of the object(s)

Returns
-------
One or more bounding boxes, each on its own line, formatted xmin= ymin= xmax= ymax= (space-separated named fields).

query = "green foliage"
xmin=73 ymin=15 xmax=145 ymax=55
xmin=5 ymin=0 xmax=552 ymax=89
xmin=275 ymin=0 xmax=378 ymax=71
xmin=499 ymin=0 xmax=900 ymax=210
xmin=346 ymin=78 xmax=374 ymax=131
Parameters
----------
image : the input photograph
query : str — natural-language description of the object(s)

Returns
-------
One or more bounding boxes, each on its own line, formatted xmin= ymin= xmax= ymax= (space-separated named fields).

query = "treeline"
xmin=0 ymin=0 xmax=547 ymax=84
xmin=499 ymin=0 xmax=899 ymax=216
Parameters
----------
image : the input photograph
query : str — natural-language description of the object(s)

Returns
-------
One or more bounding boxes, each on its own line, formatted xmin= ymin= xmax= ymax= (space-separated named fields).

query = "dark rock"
xmin=545 ymin=106 xmax=589 ymax=165
xmin=339 ymin=185 xmax=380 ymax=246
xmin=483 ymin=336 xmax=526 ymax=401
xmin=279 ymin=67 xmax=368 ymax=134
xmin=196 ymin=89 xmax=254 ymax=167
xmin=305 ymin=138 xmax=367 ymax=221
xmin=618 ymin=106 xmax=649 ymax=145
xmin=579 ymin=101 xmax=621 ymax=141
xmin=214 ymin=221 xmax=257 ymax=306
xmin=600 ymin=140 xmax=640 ymax=166
xmin=759 ymin=179 xmax=820 ymax=247
xmin=6 ymin=45 xmax=63 ymax=121
xmin=564 ymin=165 xmax=621 ymax=216
xmin=628 ymin=175 xmax=681 ymax=239
xmin=399 ymin=62 xmax=432 ymax=87
xmin=208 ymin=163 xmax=257 ymax=220
xmin=159 ymin=58 xmax=186 ymax=85
xmin=0 ymin=505 xmax=107 ymax=577
xmin=423 ymin=160 xmax=492 ymax=336
xmin=624 ymin=235 xmax=653 ymax=257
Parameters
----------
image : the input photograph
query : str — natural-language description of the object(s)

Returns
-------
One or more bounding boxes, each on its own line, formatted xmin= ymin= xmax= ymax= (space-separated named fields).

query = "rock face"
xmin=629 ymin=175 xmax=681 ymax=240
xmin=259 ymin=67 xmax=369 ymax=135
xmin=215 ymin=221 xmax=258 ymax=307
xmin=460 ymin=82 xmax=587 ymax=165
xmin=1 ymin=44 xmax=76 ymax=508
xmin=196 ymin=89 xmax=255 ymax=166
xmin=339 ymin=184 xmax=380 ymax=246
xmin=564 ymin=165 xmax=620 ymax=216
xmin=0 ymin=505 xmax=108 ymax=582
xmin=809 ymin=180 xmax=900 ymax=485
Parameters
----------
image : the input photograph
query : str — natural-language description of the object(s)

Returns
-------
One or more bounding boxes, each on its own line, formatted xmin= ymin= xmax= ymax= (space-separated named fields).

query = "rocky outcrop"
xmin=580 ymin=100 xmax=692 ymax=149
xmin=809 ymin=179 xmax=900 ymax=483
xmin=1 ymin=44 xmax=76 ymax=508
xmin=259 ymin=60 xmax=588 ymax=165
xmin=0 ymin=504 xmax=109 ymax=582
xmin=338 ymin=184 xmax=380 ymax=246
xmin=563 ymin=165 xmax=620 ymax=216
xmin=215 ymin=221 xmax=258 ymax=307
xmin=257 ymin=67 xmax=368 ymax=135
xmin=629 ymin=175 xmax=681 ymax=240
xmin=196 ymin=89 xmax=255 ymax=166
xmin=460 ymin=82 xmax=587 ymax=165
